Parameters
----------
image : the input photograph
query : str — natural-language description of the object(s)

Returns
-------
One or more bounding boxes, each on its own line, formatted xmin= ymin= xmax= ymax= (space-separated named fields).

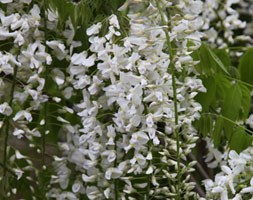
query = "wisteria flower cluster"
xmin=48 ymin=0 xmax=206 ymax=199
xmin=201 ymin=0 xmax=251 ymax=47
xmin=0 ymin=0 xmax=78 ymax=198
xmin=0 ymin=0 xmax=253 ymax=200
xmin=202 ymin=147 xmax=253 ymax=200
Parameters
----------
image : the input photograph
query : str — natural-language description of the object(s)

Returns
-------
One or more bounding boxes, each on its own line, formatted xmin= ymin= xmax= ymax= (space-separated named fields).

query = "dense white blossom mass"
xmin=0 ymin=0 xmax=252 ymax=199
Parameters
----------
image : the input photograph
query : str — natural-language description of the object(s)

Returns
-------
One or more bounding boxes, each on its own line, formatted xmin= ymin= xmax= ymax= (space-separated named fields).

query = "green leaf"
xmin=195 ymin=114 xmax=213 ymax=137
xmin=204 ymin=115 xmax=213 ymax=137
xmin=221 ymin=83 xmax=242 ymax=139
xmin=205 ymin=44 xmax=230 ymax=75
xmin=214 ymin=49 xmax=231 ymax=70
xmin=229 ymin=127 xmax=253 ymax=153
xmin=229 ymin=66 xmax=240 ymax=79
xmin=239 ymin=48 xmax=253 ymax=86
xmin=48 ymin=0 xmax=75 ymax=29
xmin=192 ymin=44 xmax=230 ymax=75
xmin=239 ymin=83 xmax=251 ymax=120
xmin=215 ymin=74 xmax=231 ymax=101
xmin=192 ymin=44 xmax=215 ymax=75
xmin=213 ymin=116 xmax=223 ymax=147
xmin=195 ymin=76 xmax=216 ymax=112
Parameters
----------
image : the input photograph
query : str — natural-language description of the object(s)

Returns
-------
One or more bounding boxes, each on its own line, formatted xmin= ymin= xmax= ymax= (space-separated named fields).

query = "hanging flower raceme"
xmin=202 ymin=147 xmax=253 ymax=200
xmin=0 ymin=1 xmax=47 ymax=198
xmin=201 ymin=0 xmax=251 ymax=47
xmin=48 ymin=0 xmax=207 ymax=199
xmin=0 ymin=0 xmax=79 ymax=198
xmin=4 ymin=0 xmax=253 ymax=200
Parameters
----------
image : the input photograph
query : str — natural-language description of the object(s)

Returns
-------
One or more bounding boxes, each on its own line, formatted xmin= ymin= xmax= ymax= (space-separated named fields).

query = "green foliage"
xmin=45 ymin=0 xmax=130 ymax=54
xmin=193 ymin=44 xmax=230 ymax=75
xmin=240 ymin=84 xmax=251 ymax=119
xmin=195 ymin=76 xmax=216 ymax=112
xmin=229 ymin=127 xmax=252 ymax=153
xmin=194 ymin=45 xmax=253 ymax=152
xmin=212 ymin=116 xmax=223 ymax=147
xmin=214 ymin=49 xmax=231 ymax=68
xmin=221 ymin=82 xmax=242 ymax=139
xmin=239 ymin=48 xmax=253 ymax=86
xmin=47 ymin=0 xmax=127 ymax=49
xmin=48 ymin=0 xmax=76 ymax=28
xmin=206 ymin=45 xmax=230 ymax=75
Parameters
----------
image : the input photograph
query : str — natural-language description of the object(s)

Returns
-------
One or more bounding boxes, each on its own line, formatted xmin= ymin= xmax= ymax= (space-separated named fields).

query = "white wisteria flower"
xmin=0 ymin=102 xmax=13 ymax=116
xmin=203 ymin=147 xmax=253 ymax=200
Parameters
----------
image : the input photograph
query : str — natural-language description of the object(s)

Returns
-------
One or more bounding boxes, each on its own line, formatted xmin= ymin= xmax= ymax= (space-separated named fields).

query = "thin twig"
xmin=0 ymin=162 xmax=17 ymax=178
xmin=190 ymin=174 xmax=206 ymax=197
xmin=2 ymin=64 xmax=18 ymax=195
xmin=188 ymin=153 xmax=210 ymax=180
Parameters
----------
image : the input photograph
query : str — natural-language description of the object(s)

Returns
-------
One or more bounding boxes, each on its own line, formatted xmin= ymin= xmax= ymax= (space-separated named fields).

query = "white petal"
xmin=152 ymin=175 xmax=159 ymax=186
xmin=65 ymin=192 xmax=77 ymax=199
xmin=220 ymin=190 xmax=228 ymax=200
xmin=15 ymin=150 xmax=26 ymax=159
xmin=24 ymin=111 xmax=32 ymax=122
xmin=82 ymin=174 xmax=96 ymax=183
xmin=0 ymin=0 xmax=13 ymax=3
xmin=13 ymin=111 xmax=24 ymax=121
xmin=83 ymin=54 xmax=96 ymax=67
xmin=71 ymin=52 xmax=87 ymax=65
xmin=63 ymin=87 xmax=73 ymax=99
xmin=13 ymin=129 xmax=24 ymax=139
xmin=221 ymin=165 xmax=232 ymax=175
xmin=241 ymin=187 xmax=253 ymax=193
xmin=14 ymin=169 xmax=23 ymax=180
xmin=109 ymin=14 xmax=120 ymax=29
xmin=72 ymin=182 xmax=81 ymax=193
xmin=30 ymin=4 xmax=40 ymax=19
xmin=0 ymin=102 xmax=13 ymax=116
xmin=86 ymin=23 xmax=102 ymax=36
xmin=47 ymin=9 xmax=58 ymax=22
xmin=69 ymin=65 xmax=86 ymax=75
xmin=20 ymin=0 xmax=32 ymax=4
xmin=53 ymin=97 xmax=61 ymax=102
xmin=1 ymin=14 xmax=17 ymax=27
xmin=104 ymin=188 xmax=110 ymax=199
xmin=52 ymin=68 xmax=65 ymax=85
xmin=107 ymin=151 xmax=116 ymax=163
xmin=148 ymin=128 xmax=156 ymax=139
xmin=40 ymin=119 xmax=45 ymax=125
xmin=63 ymin=106 xmax=74 ymax=114
xmin=203 ymin=179 xmax=214 ymax=188
xmin=146 ymin=152 xmax=152 ymax=160
xmin=111 ymin=168 xmax=122 ymax=179
xmin=32 ymin=130 xmax=41 ymax=137
xmin=134 ymin=183 xmax=148 ymax=188
xmin=211 ymin=186 xmax=223 ymax=193
xmin=11 ymin=188 xmax=17 ymax=194
xmin=146 ymin=115 xmax=154 ymax=127
xmin=105 ymin=170 xmax=112 ymax=180
xmin=53 ymin=156 xmax=64 ymax=161
xmin=250 ymin=177 xmax=253 ymax=186
xmin=28 ymin=89 xmax=38 ymax=100
xmin=57 ymin=116 xmax=70 ymax=124
xmin=146 ymin=166 xmax=153 ymax=174
xmin=0 ymin=30 xmax=17 ymax=39
xmin=153 ymin=136 xmax=160 ymax=145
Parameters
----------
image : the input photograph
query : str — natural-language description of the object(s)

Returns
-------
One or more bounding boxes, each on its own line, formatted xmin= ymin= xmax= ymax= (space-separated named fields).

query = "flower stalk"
xmin=2 ymin=63 xmax=18 ymax=196
xmin=42 ymin=0 xmax=49 ymax=168
xmin=155 ymin=0 xmax=181 ymax=198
